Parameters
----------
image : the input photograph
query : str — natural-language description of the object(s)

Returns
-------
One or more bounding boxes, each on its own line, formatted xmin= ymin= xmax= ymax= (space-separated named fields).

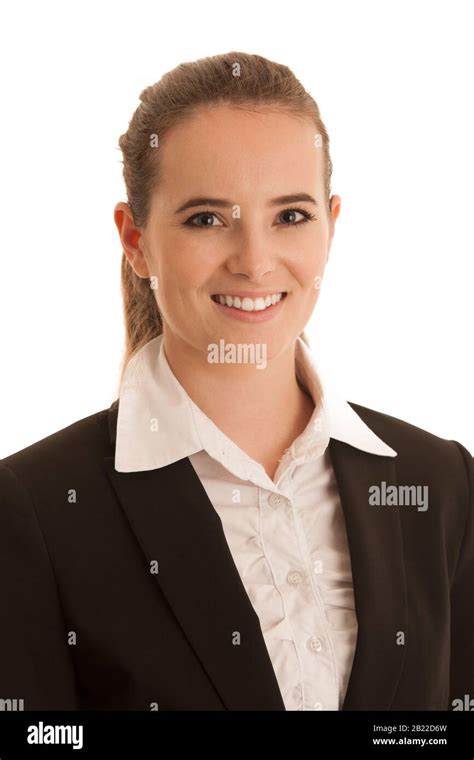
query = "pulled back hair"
xmin=117 ymin=51 xmax=333 ymax=381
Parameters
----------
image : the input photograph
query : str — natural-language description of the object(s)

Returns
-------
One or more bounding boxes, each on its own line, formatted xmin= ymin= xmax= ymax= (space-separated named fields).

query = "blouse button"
xmin=287 ymin=570 xmax=305 ymax=585
xmin=308 ymin=636 xmax=323 ymax=653
xmin=268 ymin=493 xmax=287 ymax=509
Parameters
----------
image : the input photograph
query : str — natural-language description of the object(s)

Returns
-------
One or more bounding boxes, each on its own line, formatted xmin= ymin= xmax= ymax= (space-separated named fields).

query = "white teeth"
xmin=213 ymin=293 xmax=284 ymax=311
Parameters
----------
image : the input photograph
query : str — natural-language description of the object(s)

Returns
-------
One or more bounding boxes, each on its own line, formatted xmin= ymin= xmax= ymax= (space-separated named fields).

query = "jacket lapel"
xmin=103 ymin=403 xmax=285 ymax=710
xmin=103 ymin=401 xmax=407 ymax=711
xmin=329 ymin=438 xmax=408 ymax=710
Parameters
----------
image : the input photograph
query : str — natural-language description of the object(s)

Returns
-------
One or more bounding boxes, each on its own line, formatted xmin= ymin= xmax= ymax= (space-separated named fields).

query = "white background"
xmin=0 ymin=0 xmax=472 ymax=457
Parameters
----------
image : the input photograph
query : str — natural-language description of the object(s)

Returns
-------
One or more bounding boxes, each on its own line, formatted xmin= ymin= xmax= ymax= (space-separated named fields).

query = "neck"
xmin=162 ymin=329 xmax=316 ymax=472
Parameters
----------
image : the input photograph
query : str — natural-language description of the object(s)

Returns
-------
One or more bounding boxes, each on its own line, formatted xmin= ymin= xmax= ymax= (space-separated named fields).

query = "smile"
xmin=210 ymin=292 xmax=287 ymax=312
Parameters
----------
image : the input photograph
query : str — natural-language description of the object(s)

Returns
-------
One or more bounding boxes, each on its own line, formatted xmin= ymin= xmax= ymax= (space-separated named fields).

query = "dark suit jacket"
xmin=0 ymin=399 xmax=473 ymax=711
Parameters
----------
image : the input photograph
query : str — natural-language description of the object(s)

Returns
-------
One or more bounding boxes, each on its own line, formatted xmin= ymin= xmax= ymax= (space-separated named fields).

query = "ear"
xmin=326 ymin=195 xmax=341 ymax=261
xmin=114 ymin=202 xmax=150 ymax=278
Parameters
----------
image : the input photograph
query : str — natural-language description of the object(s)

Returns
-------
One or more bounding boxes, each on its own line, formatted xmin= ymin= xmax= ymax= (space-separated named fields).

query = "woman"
xmin=1 ymin=51 xmax=472 ymax=712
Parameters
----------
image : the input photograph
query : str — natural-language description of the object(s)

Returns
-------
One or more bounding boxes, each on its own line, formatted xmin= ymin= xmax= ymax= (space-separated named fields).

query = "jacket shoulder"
xmin=348 ymin=400 xmax=473 ymax=478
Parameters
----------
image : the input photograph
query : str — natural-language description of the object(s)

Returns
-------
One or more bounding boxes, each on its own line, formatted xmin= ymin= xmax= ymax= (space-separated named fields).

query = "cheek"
xmin=153 ymin=255 xmax=210 ymax=315
xmin=152 ymin=237 xmax=192 ymax=281
xmin=164 ymin=236 xmax=216 ymax=285
xmin=293 ymin=245 xmax=327 ymax=287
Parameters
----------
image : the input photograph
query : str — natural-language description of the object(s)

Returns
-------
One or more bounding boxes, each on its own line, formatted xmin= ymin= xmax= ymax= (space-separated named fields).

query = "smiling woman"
xmin=0 ymin=51 xmax=473 ymax=713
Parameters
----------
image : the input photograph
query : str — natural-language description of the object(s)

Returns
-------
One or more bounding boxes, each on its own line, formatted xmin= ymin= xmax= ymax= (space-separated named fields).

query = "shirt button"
xmin=314 ymin=701 xmax=323 ymax=710
xmin=287 ymin=570 xmax=305 ymax=585
xmin=268 ymin=493 xmax=287 ymax=509
xmin=308 ymin=636 xmax=323 ymax=653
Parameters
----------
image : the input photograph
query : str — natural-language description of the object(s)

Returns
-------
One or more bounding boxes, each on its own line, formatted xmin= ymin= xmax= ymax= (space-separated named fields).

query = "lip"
xmin=210 ymin=292 xmax=288 ymax=323
xmin=211 ymin=290 xmax=287 ymax=299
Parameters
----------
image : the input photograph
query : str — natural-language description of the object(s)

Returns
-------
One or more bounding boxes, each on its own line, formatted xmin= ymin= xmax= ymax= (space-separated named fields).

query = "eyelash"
xmin=183 ymin=207 xmax=317 ymax=229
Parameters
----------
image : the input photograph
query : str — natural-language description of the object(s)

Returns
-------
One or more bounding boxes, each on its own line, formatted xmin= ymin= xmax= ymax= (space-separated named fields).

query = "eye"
xmin=278 ymin=207 xmax=317 ymax=226
xmin=182 ymin=206 xmax=317 ymax=229
xmin=184 ymin=211 xmax=224 ymax=228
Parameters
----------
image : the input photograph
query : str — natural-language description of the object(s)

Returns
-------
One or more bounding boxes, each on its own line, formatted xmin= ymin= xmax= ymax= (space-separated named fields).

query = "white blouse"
xmin=115 ymin=334 xmax=397 ymax=710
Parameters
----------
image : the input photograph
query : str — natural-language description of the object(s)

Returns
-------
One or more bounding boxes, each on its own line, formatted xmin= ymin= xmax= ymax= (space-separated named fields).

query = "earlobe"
xmin=122 ymin=245 xmax=150 ymax=280
xmin=132 ymin=255 xmax=151 ymax=280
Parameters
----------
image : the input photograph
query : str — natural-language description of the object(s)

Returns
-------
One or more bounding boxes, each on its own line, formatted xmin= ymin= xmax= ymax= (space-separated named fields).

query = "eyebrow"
xmin=174 ymin=193 xmax=318 ymax=214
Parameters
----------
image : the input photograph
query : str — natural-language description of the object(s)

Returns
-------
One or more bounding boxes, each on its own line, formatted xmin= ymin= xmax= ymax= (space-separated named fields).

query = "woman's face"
xmin=117 ymin=105 xmax=341 ymax=360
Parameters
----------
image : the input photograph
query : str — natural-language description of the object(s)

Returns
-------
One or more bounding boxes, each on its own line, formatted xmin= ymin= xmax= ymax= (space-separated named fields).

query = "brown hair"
xmin=117 ymin=51 xmax=333 ymax=383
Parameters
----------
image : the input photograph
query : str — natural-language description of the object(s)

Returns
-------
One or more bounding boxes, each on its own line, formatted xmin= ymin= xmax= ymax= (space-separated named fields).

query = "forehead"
xmin=154 ymin=105 xmax=324 ymax=206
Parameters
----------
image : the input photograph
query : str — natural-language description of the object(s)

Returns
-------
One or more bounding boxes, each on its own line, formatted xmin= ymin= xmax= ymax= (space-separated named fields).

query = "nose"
xmin=226 ymin=230 xmax=276 ymax=282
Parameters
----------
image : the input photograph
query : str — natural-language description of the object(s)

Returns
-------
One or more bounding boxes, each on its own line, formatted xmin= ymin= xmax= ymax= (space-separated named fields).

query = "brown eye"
xmin=185 ymin=212 xmax=223 ymax=227
xmin=279 ymin=208 xmax=317 ymax=226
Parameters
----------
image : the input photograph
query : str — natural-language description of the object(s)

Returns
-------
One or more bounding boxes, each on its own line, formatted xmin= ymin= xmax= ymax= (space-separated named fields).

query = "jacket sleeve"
xmin=0 ymin=462 xmax=79 ymax=710
xmin=449 ymin=442 xmax=474 ymax=708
